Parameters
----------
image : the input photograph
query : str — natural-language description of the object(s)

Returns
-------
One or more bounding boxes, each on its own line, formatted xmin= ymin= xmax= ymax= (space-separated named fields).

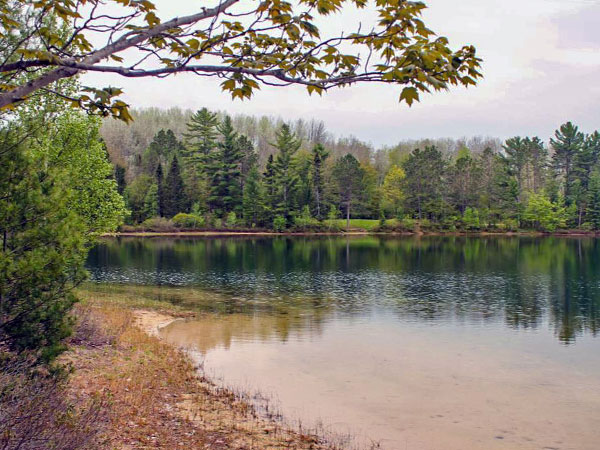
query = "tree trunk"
xmin=346 ymin=198 xmax=351 ymax=229
xmin=315 ymin=189 xmax=321 ymax=220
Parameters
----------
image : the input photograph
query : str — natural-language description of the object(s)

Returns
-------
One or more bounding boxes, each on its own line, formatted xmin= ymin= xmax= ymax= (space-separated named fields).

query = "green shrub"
xmin=172 ymin=213 xmax=205 ymax=229
xmin=462 ymin=207 xmax=480 ymax=231
xmin=399 ymin=216 xmax=415 ymax=231
xmin=501 ymin=218 xmax=519 ymax=231
xmin=226 ymin=212 xmax=238 ymax=228
xmin=273 ymin=215 xmax=286 ymax=232
xmin=140 ymin=217 xmax=176 ymax=232
xmin=521 ymin=192 xmax=567 ymax=232
xmin=293 ymin=205 xmax=325 ymax=230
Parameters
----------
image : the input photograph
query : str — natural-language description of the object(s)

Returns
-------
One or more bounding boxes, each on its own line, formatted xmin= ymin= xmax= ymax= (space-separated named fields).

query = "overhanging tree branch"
xmin=0 ymin=0 xmax=482 ymax=120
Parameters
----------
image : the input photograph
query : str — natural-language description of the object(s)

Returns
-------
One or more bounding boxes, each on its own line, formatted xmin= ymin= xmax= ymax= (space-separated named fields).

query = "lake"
xmin=87 ymin=236 xmax=600 ymax=449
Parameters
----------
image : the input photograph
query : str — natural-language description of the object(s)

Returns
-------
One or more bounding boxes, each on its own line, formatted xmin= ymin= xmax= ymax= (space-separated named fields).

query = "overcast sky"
xmin=83 ymin=0 xmax=600 ymax=147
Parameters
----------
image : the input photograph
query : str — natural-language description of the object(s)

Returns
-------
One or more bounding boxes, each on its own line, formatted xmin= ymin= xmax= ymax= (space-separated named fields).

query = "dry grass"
xmin=66 ymin=298 xmax=344 ymax=449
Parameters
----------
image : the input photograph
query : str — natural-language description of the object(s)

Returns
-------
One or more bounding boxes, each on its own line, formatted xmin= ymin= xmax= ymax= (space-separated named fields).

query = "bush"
xmin=0 ymin=359 xmax=107 ymax=450
xmin=172 ymin=213 xmax=205 ymax=229
xmin=273 ymin=215 xmax=286 ymax=232
xmin=140 ymin=217 xmax=176 ymax=232
xmin=462 ymin=207 xmax=480 ymax=231
xmin=376 ymin=216 xmax=416 ymax=232
xmin=500 ymin=218 xmax=519 ymax=231
xmin=292 ymin=206 xmax=326 ymax=231
xmin=225 ymin=212 xmax=238 ymax=228
xmin=1 ymin=116 xmax=125 ymax=364
xmin=521 ymin=193 xmax=567 ymax=232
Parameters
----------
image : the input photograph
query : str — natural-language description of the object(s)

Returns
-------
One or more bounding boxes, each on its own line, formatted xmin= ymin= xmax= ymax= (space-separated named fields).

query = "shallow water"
xmin=88 ymin=236 xmax=600 ymax=449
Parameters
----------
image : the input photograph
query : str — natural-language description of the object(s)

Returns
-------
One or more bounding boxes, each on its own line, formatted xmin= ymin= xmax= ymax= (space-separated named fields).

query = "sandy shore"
xmin=66 ymin=297 xmax=347 ymax=449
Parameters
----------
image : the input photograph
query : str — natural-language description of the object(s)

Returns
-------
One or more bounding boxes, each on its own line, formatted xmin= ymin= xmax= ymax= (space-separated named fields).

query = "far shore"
xmin=101 ymin=229 xmax=600 ymax=238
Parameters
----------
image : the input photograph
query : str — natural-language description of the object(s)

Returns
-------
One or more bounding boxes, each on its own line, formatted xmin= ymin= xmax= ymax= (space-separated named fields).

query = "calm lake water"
xmin=87 ymin=236 xmax=600 ymax=449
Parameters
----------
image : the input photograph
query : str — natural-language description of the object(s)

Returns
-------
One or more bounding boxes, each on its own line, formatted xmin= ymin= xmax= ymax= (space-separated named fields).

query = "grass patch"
xmin=324 ymin=219 xmax=381 ymax=231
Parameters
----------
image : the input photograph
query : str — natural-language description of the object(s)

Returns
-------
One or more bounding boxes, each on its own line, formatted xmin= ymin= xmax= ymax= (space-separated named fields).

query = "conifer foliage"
xmin=115 ymin=110 xmax=600 ymax=233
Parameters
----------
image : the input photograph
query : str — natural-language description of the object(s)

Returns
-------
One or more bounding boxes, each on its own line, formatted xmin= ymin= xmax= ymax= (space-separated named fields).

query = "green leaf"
xmin=399 ymin=86 xmax=419 ymax=106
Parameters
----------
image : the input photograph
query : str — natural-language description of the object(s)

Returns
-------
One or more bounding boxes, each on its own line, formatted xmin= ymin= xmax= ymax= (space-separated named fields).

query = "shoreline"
xmin=102 ymin=229 xmax=600 ymax=238
xmin=68 ymin=290 xmax=353 ymax=449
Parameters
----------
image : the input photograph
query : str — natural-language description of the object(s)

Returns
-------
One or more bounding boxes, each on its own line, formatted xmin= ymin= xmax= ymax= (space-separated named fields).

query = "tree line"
xmin=115 ymin=109 xmax=600 ymax=232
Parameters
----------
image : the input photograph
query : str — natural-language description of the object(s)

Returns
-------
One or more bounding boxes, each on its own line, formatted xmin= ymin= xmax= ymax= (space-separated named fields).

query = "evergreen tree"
xmin=551 ymin=122 xmax=584 ymax=204
xmin=163 ymin=156 xmax=187 ymax=217
xmin=311 ymin=143 xmax=329 ymax=220
xmin=295 ymin=150 xmax=313 ymax=212
xmin=332 ymin=154 xmax=364 ymax=228
xmin=587 ymin=171 xmax=600 ymax=230
xmin=142 ymin=129 xmax=184 ymax=175
xmin=491 ymin=155 xmax=520 ymax=224
xmin=155 ymin=162 xmax=164 ymax=217
xmin=242 ymin=166 xmax=263 ymax=227
xmin=207 ymin=116 xmax=242 ymax=216
xmin=238 ymin=134 xmax=258 ymax=191
xmin=263 ymin=154 xmax=277 ymax=225
xmin=272 ymin=124 xmax=301 ymax=223
xmin=502 ymin=137 xmax=530 ymax=202
xmin=114 ymin=164 xmax=126 ymax=194
xmin=402 ymin=146 xmax=447 ymax=221
xmin=142 ymin=183 xmax=159 ymax=219
xmin=528 ymin=137 xmax=548 ymax=194
xmin=182 ymin=107 xmax=219 ymax=170
xmin=1 ymin=114 xmax=125 ymax=363
xmin=449 ymin=148 xmax=481 ymax=214
xmin=571 ymin=131 xmax=600 ymax=226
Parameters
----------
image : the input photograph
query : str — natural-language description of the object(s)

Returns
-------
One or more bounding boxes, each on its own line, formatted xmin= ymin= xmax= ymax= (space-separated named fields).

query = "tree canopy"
xmin=0 ymin=0 xmax=481 ymax=119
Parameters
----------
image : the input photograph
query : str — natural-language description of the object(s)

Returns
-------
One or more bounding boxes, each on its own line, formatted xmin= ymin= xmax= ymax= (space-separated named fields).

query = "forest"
xmin=103 ymin=107 xmax=600 ymax=233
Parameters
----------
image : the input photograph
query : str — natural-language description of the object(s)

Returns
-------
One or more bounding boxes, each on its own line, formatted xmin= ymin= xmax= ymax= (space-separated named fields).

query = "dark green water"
xmin=88 ymin=235 xmax=600 ymax=344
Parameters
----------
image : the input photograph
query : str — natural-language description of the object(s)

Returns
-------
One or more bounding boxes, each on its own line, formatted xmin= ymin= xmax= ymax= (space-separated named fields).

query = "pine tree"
xmin=587 ymin=171 xmax=600 ymax=230
xmin=402 ymin=146 xmax=447 ymax=221
xmin=491 ymin=155 xmax=520 ymax=224
xmin=449 ymin=148 xmax=481 ymax=214
xmin=272 ymin=124 xmax=301 ymax=223
xmin=295 ymin=150 xmax=313 ymax=212
xmin=263 ymin=154 xmax=276 ymax=225
xmin=143 ymin=129 xmax=184 ymax=175
xmin=238 ymin=134 xmax=258 ymax=192
xmin=551 ymin=122 xmax=584 ymax=204
xmin=155 ymin=163 xmax=164 ymax=217
xmin=182 ymin=108 xmax=218 ymax=171
xmin=114 ymin=164 xmax=126 ymax=194
xmin=163 ymin=156 xmax=187 ymax=217
xmin=332 ymin=154 xmax=364 ymax=228
xmin=142 ymin=183 xmax=159 ymax=219
xmin=207 ymin=116 xmax=242 ymax=216
xmin=528 ymin=137 xmax=548 ymax=194
xmin=242 ymin=166 xmax=263 ymax=227
xmin=311 ymin=143 xmax=329 ymax=220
